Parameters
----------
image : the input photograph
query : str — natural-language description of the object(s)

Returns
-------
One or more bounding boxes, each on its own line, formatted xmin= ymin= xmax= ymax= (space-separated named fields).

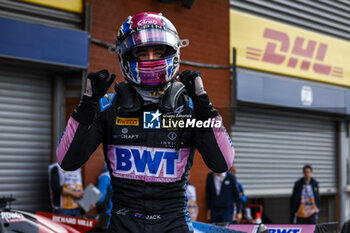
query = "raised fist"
xmin=179 ymin=70 xmax=206 ymax=98
xmin=84 ymin=69 xmax=116 ymax=101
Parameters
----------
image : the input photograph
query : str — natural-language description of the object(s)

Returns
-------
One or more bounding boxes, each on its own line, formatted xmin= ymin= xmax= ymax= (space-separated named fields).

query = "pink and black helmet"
xmin=116 ymin=12 xmax=188 ymax=88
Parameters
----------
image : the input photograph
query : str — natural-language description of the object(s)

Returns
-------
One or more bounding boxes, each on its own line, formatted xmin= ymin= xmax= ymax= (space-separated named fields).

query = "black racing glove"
xmin=179 ymin=70 xmax=217 ymax=120
xmin=84 ymin=69 xmax=116 ymax=101
xmin=72 ymin=70 xmax=115 ymax=125
xmin=179 ymin=70 xmax=206 ymax=98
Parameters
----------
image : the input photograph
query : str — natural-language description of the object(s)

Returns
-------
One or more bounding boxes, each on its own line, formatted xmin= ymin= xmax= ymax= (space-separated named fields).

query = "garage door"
xmin=0 ymin=71 xmax=52 ymax=211
xmin=231 ymin=106 xmax=336 ymax=197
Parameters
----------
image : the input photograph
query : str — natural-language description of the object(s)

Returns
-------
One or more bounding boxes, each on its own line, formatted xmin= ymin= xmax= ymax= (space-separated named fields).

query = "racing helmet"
xmin=116 ymin=12 xmax=188 ymax=88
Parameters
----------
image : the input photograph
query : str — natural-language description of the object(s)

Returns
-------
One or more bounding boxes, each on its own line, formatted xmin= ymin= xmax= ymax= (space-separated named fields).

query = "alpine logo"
xmin=137 ymin=19 xmax=158 ymax=26
xmin=167 ymin=105 xmax=185 ymax=115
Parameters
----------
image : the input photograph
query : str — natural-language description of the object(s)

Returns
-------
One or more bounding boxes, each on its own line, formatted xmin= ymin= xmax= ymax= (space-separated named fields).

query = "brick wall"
xmin=83 ymin=0 xmax=231 ymax=221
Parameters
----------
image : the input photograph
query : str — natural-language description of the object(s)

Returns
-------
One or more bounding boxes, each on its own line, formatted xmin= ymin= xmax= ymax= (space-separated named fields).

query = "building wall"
xmin=230 ymin=0 xmax=350 ymax=225
xmin=83 ymin=0 xmax=231 ymax=221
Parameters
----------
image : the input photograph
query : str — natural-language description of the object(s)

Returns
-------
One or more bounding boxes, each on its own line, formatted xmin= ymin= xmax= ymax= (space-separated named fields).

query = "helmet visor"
xmin=117 ymin=28 xmax=179 ymax=55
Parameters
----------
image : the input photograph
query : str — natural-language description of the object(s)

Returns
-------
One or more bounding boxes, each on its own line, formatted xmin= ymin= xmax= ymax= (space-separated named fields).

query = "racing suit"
xmin=57 ymin=81 xmax=234 ymax=233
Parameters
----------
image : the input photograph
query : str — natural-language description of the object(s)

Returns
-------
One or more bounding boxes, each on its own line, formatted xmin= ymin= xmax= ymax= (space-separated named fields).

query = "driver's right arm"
xmin=56 ymin=70 xmax=115 ymax=171
xmin=56 ymin=99 xmax=103 ymax=171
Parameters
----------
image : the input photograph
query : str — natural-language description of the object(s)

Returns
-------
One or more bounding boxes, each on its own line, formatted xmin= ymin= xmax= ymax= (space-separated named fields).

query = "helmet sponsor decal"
xmin=137 ymin=19 xmax=158 ymax=26
xmin=116 ymin=12 xmax=182 ymax=87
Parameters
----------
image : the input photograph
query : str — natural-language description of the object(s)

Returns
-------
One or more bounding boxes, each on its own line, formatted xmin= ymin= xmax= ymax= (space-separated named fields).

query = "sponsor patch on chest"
xmin=107 ymin=145 xmax=190 ymax=182
xmin=115 ymin=117 xmax=139 ymax=126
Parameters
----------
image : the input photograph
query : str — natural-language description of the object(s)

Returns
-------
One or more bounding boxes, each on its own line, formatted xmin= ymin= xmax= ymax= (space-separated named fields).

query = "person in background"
xmin=291 ymin=164 xmax=320 ymax=224
xmin=206 ymin=171 xmax=242 ymax=223
xmin=97 ymin=166 xmax=113 ymax=214
xmin=48 ymin=162 xmax=83 ymax=217
xmin=341 ymin=219 xmax=350 ymax=233
xmin=229 ymin=165 xmax=246 ymax=223
xmin=186 ymin=174 xmax=198 ymax=221
xmin=96 ymin=166 xmax=113 ymax=227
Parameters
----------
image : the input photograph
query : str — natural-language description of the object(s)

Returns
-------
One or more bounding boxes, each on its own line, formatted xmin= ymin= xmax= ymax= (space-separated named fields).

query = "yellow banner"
xmin=21 ymin=0 xmax=82 ymax=13
xmin=230 ymin=10 xmax=350 ymax=87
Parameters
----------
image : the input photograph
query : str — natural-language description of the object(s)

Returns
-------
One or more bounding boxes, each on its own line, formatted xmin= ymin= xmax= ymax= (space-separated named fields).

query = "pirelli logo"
xmin=115 ymin=117 xmax=139 ymax=126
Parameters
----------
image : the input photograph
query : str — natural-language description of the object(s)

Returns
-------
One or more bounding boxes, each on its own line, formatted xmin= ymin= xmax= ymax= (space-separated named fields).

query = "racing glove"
xmin=179 ymin=70 xmax=218 ymax=120
xmin=84 ymin=69 xmax=116 ymax=101
xmin=72 ymin=70 xmax=116 ymax=124
xmin=179 ymin=70 xmax=206 ymax=98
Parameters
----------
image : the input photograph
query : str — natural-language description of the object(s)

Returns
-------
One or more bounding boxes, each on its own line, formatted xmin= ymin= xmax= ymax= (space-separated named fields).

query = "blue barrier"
xmin=193 ymin=221 xmax=245 ymax=233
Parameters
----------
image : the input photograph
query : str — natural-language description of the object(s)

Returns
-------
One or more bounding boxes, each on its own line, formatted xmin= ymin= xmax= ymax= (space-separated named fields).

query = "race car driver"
xmin=56 ymin=12 xmax=235 ymax=233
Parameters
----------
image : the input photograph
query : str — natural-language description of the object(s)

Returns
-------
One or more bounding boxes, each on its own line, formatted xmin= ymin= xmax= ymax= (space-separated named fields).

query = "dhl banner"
xmin=230 ymin=10 xmax=350 ymax=87
xmin=20 ymin=0 xmax=82 ymax=13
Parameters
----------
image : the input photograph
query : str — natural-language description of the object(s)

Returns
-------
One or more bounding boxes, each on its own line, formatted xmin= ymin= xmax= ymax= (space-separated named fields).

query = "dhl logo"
xmin=115 ymin=117 xmax=139 ymax=126
xmin=246 ymin=27 xmax=343 ymax=78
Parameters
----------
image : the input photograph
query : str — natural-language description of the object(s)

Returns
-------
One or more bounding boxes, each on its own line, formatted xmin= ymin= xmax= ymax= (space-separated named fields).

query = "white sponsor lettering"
xmin=146 ymin=215 xmax=161 ymax=220
xmin=78 ymin=219 xmax=93 ymax=227
xmin=52 ymin=215 xmax=77 ymax=224
xmin=162 ymin=118 xmax=222 ymax=129
xmin=116 ymin=208 xmax=130 ymax=215
xmin=114 ymin=134 xmax=139 ymax=140
xmin=1 ymin=212 xmax=25 ymax=222
xmin=186 ymin=119 xmax=196 ymax=127
xmin=253 ymin=226 xmax=301 ymax=233
xmin=137 ymin=19 xmax=158 ymax=26
xmin=52 ymin=215 xmax=94 ymax=227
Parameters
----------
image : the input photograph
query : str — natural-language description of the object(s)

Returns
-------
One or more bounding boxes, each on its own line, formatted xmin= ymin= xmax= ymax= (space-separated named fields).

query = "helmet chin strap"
xmin=151 ymin=88 xmax=165 ymax=96
xmin=133 ymin=83 xmax=170 ymax=104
